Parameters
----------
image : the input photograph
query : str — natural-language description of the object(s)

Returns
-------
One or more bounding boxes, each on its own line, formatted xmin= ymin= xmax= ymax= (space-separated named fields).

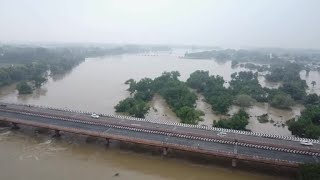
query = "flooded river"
xmin=0 ymin=128 xmax=289 ymax=180
xmin=0 ymin=51 xmax=319 ymax=179
xmin=0 ymin=53 xmax=315 ymax=135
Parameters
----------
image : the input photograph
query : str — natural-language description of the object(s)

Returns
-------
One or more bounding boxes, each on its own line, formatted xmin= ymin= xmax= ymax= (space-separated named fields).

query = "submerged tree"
xmin=312 ymin=81 xmax=316 ymax=88
xmin=214 ymin=109 xmax=249 ymax=130
xmin=16 ymin=81 xmax=33 ymax=94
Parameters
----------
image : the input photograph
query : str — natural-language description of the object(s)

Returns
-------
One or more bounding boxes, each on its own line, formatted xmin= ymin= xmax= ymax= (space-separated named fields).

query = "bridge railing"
xmin=2 ymin=102 xmax=319 ymax=144
xmin=0 ymin=115 xmax=300 ymax=168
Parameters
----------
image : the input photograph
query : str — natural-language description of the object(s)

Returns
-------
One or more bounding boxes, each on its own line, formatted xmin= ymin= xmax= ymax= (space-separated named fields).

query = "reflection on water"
xmin=0 ymin=129 xmax=289 ymax=180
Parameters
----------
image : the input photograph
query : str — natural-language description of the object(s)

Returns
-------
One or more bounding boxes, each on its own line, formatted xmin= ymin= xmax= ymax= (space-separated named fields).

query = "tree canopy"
xmin=16 ymin=81 xmax=33 ymax=94
xmin=115 ymin=71 xmax=201 ymax=124
xmin=186 ymin=70 xmax=232 ymax=114
xmin=214 ymin=109 xmax=249 ymax=130
xmin=289 ymin=105 xmax=320 ymax=139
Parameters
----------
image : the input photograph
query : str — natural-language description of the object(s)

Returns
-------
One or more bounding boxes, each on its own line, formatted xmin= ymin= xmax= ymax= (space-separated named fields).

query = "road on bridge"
xmin=0 ymin=103 xmax=319 ymax=167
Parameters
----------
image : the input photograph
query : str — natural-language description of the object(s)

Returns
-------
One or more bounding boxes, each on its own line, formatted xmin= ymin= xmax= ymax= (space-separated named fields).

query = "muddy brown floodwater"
xmin=0 ymin=50 xmax=319 ymax=179
xmin=0 ymin=128 xmax=289 ymax=180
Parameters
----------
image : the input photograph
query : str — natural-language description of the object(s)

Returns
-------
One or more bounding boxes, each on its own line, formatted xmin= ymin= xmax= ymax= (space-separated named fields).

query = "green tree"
xmin=186 ymin=70 xmax=209 ymax=91
xmin=229 ymin=71 xmax=266 ymax=102
xmin=231 ymin=60 xmax=239 ymax=68
xmin=305 ymin=94 xmax=319 ymax=105
xmin=32 ymin=76 xmax=47 ymax=88
xmin=280 ymin=81 xmax=307 ymax=101
xmin=289 ymin=105 xmax=320 ymax=139
xmin=116 ymin=71 xmax=200 ymax=122
xmin=270 ymin=93 xmax=294 ymax=109
xmin=215 ymin=109 xmax=249 ymax=130
xmin=209 ymin=94 xmax=233 ymax=114
xmin=114 ymin=98 xmax=150 ymax=118
xmin=234 ymin=94 xmax=256 ymax=107
xmin=187 ymin=71 xmax=232 ymax=114
xmin=16 ymin=81 xmax=33 ymax=94
xmin=311 ymin=81 xmax=316 ymax=88
xmin=176 ymin=106 xmax=203 ymax=124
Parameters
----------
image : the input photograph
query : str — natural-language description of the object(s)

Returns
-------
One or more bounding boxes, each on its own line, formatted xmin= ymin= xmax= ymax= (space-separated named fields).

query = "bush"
xmin=234 ymin=94 xmax=256 ymax=107
xmin=176 ymin=106 xmax=204 ymax=125
xmin=215 ymin=109 xmax=249 ymax=130
xmin=16 ymin=81 xmax=33 ymax=94
xmin=114 ymin=98 xmax=149 ymax=118
xmin=288 ymin=105 xmax=320 ymax=138
xmin=270 ymin=93 xmax=294 ymax=109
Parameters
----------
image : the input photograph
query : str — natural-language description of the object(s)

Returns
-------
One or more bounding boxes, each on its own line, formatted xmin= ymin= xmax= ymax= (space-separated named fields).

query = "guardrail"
xmin=0 ymin=116 xmax=300 ymax=168
xmin=1 ymin=106 xmax=319 ymax=157
xmin=4 ymin=102 xmax=317 ymax=144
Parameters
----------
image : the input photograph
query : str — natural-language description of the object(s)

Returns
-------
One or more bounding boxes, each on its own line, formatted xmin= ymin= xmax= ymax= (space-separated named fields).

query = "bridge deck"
xmin=0 ymin=103 xmax=319 ymax=167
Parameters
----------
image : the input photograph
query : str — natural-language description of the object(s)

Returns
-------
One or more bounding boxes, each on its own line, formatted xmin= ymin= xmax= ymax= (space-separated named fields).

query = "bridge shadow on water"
xmin=3 ymin=124 xmax=297 ymax=179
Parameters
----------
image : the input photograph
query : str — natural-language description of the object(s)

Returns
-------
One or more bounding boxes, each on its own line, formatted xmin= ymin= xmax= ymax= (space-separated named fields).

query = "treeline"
xmin=0 ymin=44 xmax=146 ymax=94
xmin=232 ymin=62 xmax=269 ymax=72
xmin=115 ymin=71 xmax=203 ymax=124
xmin=185 ymin=48 xmax=320 ymax=64
xmin=185 ymin=49 xmax=281 ymax=64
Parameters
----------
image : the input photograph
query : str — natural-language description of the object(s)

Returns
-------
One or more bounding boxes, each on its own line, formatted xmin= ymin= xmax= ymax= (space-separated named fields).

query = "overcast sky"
xmin=0 ymin=0 xmax=319 ymax=49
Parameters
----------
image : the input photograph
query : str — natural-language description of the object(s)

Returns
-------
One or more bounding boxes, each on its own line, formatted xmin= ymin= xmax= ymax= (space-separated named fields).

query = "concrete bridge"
xmin=0 ymin=102 xmax=319 ymax=168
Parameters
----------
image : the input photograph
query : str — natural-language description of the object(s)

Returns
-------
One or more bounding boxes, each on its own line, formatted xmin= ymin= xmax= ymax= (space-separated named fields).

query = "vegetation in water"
xmin=186 ymin=70 xmax=232 ymax=114
xmin=114 ymin=98 xmax=150 ymax=118
xmin=214 ymin=109 xmax=249 ymax=130
xmin=266 ymin=63 xmax=307 ymax=101
xmin=289 ymin=105 xmax=320 ymax=139
xmin=234 ymin=94 xmax=256 ymax=107
xmin=229 ymin=71 xmax=267 ymax=102
xmin=257 ymin=114 xmax=269 ymax=123
xmin=115 ymin=71 xmax=202 ymax=123
xmin=16 ymin=81 xmax=33 ymax=94
xmin=0 ymin=44 xmax=146 ymax=94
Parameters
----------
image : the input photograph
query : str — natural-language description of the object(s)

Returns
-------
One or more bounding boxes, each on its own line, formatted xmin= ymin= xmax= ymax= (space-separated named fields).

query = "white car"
xmin=300 ymin=140 xmax=313 ymax=146
xmin=217 ymin=132 xmax=227 ymax=136
xmin=91 ymin=113 xmax=100 ymax=119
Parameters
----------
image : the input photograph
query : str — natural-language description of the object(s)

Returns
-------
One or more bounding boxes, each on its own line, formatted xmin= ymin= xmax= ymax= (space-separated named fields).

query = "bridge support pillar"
xmin=11 ymin=122 xmax=20 ymax=130
xmin=105 ymin=138 xmax=110 ymax=146
xmin=232 ymin=159 xmax=237 ymax=167
xmin=53 ymin=130 xmax=61 ymax=138
xmin=162 ymin=147 xmax=168 ymax=156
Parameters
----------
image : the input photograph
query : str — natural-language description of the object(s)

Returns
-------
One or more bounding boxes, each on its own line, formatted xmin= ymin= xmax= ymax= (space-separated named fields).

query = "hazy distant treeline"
xmin=184 ymin=48 xmax=320 ymax=64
